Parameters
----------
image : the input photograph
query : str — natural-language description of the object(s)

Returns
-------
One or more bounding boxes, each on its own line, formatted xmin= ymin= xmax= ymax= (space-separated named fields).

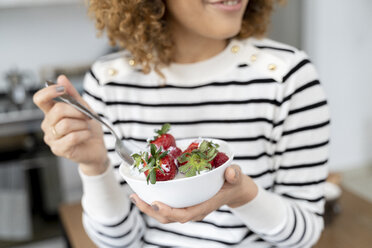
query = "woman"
xmin=33 ymin=0 xmax=330 ymax=247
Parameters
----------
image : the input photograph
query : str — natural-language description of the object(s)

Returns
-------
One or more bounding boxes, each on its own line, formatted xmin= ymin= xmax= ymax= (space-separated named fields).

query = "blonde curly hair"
xmin=88 ymin=0 xmax=282 ymax=75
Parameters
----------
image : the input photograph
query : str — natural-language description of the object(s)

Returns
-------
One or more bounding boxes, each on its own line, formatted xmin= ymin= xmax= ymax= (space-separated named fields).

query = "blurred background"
xmin=0 ymin=0 xmax=371 ymax=247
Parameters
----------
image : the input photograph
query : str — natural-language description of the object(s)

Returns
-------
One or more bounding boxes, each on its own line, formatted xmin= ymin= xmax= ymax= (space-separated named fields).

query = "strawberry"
xmin=150 ymin=123 xmax=176 ymax=150
xmin=178 ymin=141 xmax=200 ymax=166
xmin=144 ymin=155 xmax=177 ymax=182
xmin=184 ymin=141 xmax=199 ymax=153
xmin=211 ymin=152 xmax=229 ymax=168
xmin=168 ymin=146 xmax=182 ymax=160
xmin=132 ymin=144 xmax=177 ymax=184
xmin=177 ymin=140 xmax=219 ymax=177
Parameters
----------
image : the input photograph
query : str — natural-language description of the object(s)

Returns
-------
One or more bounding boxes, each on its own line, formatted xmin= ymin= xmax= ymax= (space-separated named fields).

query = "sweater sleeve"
xmin=231 ymin=52 xmax=330 ymax=247
xmin=79 ymin=69 xmax=145 ymax=247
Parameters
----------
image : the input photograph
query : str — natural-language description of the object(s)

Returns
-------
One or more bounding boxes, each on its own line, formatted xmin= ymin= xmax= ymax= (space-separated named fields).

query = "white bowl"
xmin=119 ymin=138 xmax=234 ymax=208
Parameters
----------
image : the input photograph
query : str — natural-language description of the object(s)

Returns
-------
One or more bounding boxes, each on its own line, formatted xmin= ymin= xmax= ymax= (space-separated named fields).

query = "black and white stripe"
xmin=81 ymin=38 xmax=330 ymax=248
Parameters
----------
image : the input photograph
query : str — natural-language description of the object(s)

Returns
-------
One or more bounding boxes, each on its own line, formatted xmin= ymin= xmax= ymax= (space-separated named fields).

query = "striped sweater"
xmin=80 ymin=38 xmax=330 ymax=248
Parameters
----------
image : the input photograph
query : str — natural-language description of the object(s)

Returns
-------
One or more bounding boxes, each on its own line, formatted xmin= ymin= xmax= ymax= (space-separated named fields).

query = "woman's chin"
xmin=209 ymin=28 xmax=242 ymax=40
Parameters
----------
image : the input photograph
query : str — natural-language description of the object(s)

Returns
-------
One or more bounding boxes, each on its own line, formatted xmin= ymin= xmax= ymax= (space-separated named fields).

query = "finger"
xmin=149 ymin=201 xmax=184 ymax=223
xmin=49 ymin=130 xmax=91 ymax=158
xmin=53 ymin=118 xmax=90 ymax=138
xmin=33 ymin=84 xmax=66 ymax=113
xmin=130 ymin=194 xmax=153 ymax=213
xmin=151 ymin=201 xmax=211 ymax=224
xmin=44 ymin=102 xmax=90 ymax=129
xmin=225 ymin=164 xmax=242 ymax=185
xmin=57 ymin=75 xmax=92 ymax=110
xmin=130 ymin=194 xmax=169 ymax=224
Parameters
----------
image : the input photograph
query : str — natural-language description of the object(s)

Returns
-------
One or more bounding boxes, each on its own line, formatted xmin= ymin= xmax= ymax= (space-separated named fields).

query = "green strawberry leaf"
xmin=149 ymin=169 xmax=156 ymax=184
xmin=177 ymin=140 xmax=220 ymax=177
xmin=158 ymin=123 xmax=171 ymax=135
xmin=131 ymin=153 xmax=143 ymax=168
xmin=159 ymin=150 xmax=169 ymax=159
xmin=199 ymin=140 xmax=208 ymax=152
xmin=146 ymin=170 xmax=151 ymax=183
xmin=150 ymin=143 xmax=157 ymax=156
xmin=186 ymin=167 xmax=197 ymax=177
xmin=152 ymin=123 xmax=171 ymax=140
xmin=177 ymin=153 xmax=191 ymax=163
xmin=148 ymin=158 xmax=155 ymax=168
xmin=178 ymin=164 xmax=189 ymax=174
xmin=144 ymin=152 xmax=149 ymax=162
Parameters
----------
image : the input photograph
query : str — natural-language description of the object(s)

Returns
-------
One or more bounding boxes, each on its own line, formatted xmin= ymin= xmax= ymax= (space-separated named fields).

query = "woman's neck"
xmin=170 ymin=27 xmax=227 ymax=64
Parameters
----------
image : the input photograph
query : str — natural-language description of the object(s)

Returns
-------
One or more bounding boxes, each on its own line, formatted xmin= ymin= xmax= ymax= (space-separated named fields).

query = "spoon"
xmin=45 ymin=80 xmax=134 ymax=165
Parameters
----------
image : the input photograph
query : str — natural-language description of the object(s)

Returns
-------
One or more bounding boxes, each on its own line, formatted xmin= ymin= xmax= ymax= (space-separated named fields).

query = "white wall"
xmin=0 ymin=3 xmax=109 ymax=91
xmin=302 ymin=0 xmax=372 ymax=171
xmin=269 ymin=0 xmax=302 ymax=49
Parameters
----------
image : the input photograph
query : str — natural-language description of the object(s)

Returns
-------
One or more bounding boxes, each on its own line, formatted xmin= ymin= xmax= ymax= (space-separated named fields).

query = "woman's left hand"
xmin=129 ymin=164 xmax=258 ymax=224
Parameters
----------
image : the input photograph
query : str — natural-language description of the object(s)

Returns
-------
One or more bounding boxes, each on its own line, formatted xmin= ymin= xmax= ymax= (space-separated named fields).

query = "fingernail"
xmin=234 ymin=168 xmax=240 ymax=180
xmin=151 ymin=204 xmax=159 ymax=212
xmin=130 ymin=197 xmax=136 ymax=205
xmin=56 ymin=86 xmax=65 ymax=93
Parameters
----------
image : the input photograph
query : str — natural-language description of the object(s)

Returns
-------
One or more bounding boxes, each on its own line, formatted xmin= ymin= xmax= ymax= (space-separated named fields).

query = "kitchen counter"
xmin=0 ymin=80 xmax=84 ymax=137
xmin=0 ymin=108 xmax=43 ymax=137
xmin=59 ymin=203 xmax=96 ymax=248
xmin=0 ymin=88 xmax=43 ymax=137
xmin=314 ymin=187 xmax=372 ymax=248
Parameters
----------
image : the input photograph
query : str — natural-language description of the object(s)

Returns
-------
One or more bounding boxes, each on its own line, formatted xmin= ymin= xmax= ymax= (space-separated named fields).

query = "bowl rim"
xmin=119 ymin=138 xmax=234 ymax=185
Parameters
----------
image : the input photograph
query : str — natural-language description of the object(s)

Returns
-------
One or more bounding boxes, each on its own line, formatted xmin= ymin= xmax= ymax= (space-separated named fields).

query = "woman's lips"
xmin=207 ymin=0 xmax=243 ymax=12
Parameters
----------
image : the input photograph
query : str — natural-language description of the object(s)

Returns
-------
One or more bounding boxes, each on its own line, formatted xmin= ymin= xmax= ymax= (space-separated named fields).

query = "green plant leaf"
xmin=177 ymin=153 xmax=190 ymax=163
xmin=150 ymin=169 xmax=156 ymax=184
xmin=150 ymin=143 xmax=157 ymax=156
xmin=159 ymin=150 xmax=169 ymax=159
xmin=131 ymin=153 xmax=142 ymax=168
xmin=148 ymin=158 xmax=156 ymax=167
xmin=199 ymin=140 xmax=208 ymax=152
xmin=146 ymin=173 xmax=151 ymax=184
xmin=186 ymin=167 xmax=197 ymax=177
xmin=160 ymin=123 xmax=171 ymax=134
xmin=179 ymin=164 xmax=190 ymax=173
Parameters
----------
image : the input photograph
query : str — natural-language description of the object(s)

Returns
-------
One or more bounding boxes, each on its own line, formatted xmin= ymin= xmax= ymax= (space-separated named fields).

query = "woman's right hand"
xmin=33 ymin=75 xmax=108 ymax=175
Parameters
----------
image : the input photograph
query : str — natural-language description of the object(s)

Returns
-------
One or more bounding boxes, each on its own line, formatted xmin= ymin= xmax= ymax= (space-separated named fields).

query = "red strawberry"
xmin=132 ymin=144 xmax=177 ymax=184
xmin=177 ymin=140 xmax=219 ymax=177
xmin=211 ymin=152 xmax=229 ymax=168
xmin=178 ymin=142 xmax=199 ymax=166
xmin=168 ymin=146 xmax=182 ymax=160
xmin=144 ymin=155 xmax=177 ymax=182
xmin=184 ymin=142 xmax=199 ymax=153
xmin=150 ymin=123 xmax=176 ymax=150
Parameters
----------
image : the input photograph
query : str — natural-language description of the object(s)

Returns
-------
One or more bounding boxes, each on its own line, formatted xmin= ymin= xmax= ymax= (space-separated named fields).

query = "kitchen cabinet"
xmin=0 ymin=88 xmax=63 ymax=244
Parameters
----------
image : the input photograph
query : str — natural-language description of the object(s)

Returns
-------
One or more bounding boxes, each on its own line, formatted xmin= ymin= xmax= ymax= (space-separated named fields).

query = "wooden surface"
xmin=314 ymin=188 xmax=372 ymax=248
xmin=59 ymin=188 xmax=372 ymax=248
xmin=59 ymin=203 xmax=97 ymax=248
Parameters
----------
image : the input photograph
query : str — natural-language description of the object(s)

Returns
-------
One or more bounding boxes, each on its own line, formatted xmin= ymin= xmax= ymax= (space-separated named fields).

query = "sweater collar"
xmin=159 ymin=38 xmax=257 ymax=86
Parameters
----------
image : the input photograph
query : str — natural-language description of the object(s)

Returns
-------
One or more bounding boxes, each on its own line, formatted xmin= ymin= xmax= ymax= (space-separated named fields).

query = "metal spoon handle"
xmin=45 ymin=80 xmax=137 ymax=165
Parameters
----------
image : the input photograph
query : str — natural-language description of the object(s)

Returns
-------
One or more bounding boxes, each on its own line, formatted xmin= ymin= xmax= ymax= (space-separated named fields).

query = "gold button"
xmin=128 ymin=59 xmax=136 ymax=66
xmin=250 ymin=54 xmax=257 ymax=62
xmin=107 ymin=68 xmax=117 ymax=76
xmin=231 ymin=45 xmax=240 ymax=54
xmin=268 ymin=64 xmax=277 ymax=71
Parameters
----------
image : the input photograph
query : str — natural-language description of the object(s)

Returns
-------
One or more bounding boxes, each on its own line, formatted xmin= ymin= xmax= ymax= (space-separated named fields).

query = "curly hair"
xmin=88 ymin=0 xmax=283 ymax=75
